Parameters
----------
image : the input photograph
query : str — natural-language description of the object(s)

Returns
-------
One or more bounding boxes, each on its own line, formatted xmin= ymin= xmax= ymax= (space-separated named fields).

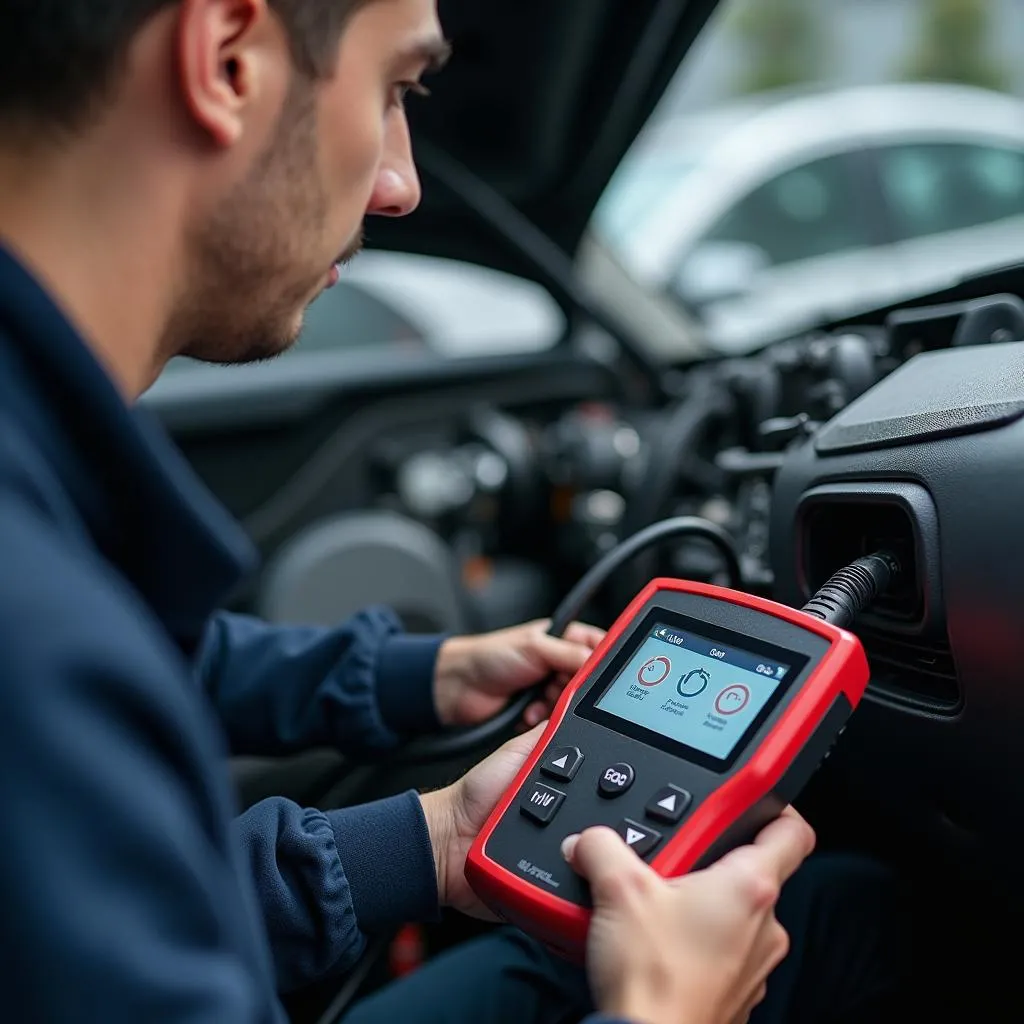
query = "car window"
xmin=299 ymin=281 xmax=424 ymax=352
xmin=877 ymin=142 xmax=1024 ymax=240
xmin=340 ymin=252 xmax=565 ymax=359
xmin=593 ymin=158 xmax=698 ymax=254
xmin=698 ymin=153 xmax=871 ymax=267
xmin=160 ymin=279 xmax=425 ymax=378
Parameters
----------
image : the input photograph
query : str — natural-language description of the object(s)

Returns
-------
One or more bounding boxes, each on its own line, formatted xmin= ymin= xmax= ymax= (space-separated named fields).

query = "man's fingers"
xmin=524 ymin=676 xmax=574 ymax=728
xmin=523 ymin=700 xmax=547 ymax=727
xmin=563 ymin=826 xmax=653 ymax=897
xmin=531 ymin=633 xmax=595 ymax=676
xmin=749 ymin=811 xmax=816 ymax=886
xmin=698 ymin=812 xmax=813 ymax=910
xmin=778 ymin=805 xmax=809 ymax=824
xmin=562 ymin=621 xmax=607 ymax=650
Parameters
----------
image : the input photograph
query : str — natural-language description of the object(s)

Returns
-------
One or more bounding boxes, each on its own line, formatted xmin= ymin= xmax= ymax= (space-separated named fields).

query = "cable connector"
xmin=801 ymin=551 xmax=901 ymax=629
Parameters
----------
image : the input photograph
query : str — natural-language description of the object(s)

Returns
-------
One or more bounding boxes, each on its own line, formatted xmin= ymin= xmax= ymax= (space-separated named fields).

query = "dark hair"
xmin=0 ymin=0 xmax=372 ymax=134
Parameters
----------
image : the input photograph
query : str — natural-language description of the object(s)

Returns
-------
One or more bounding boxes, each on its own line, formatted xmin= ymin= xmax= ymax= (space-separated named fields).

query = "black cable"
xmin=801 ymin=551 xmax=901 ymax=629
xmin=547 ymin=516 xmax=742 ymax=635
xmin=393 ymin=517 xmax=742 ymax=763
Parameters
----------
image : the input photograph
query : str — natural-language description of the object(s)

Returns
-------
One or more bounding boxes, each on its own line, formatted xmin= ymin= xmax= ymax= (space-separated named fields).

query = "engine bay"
xmin=147 ymin=261 xmax=1024 ymax=1021
xmin=167 ymin=277 xmax=1011 ymax=881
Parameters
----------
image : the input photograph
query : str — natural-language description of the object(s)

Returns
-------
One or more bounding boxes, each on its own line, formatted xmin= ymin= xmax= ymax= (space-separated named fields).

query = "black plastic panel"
xmin=885 ymin=294 xmax=1024 ymax=352
xmin=771 ymin=339 xmax=1024 ymax=854
xmin=813 ymin=342 xmax=1024 ymax=454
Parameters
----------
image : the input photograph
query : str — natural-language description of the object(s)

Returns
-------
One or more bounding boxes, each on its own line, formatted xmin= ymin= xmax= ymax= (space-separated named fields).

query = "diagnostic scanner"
xmin=466 ymin=577 xmax=871 ymax=962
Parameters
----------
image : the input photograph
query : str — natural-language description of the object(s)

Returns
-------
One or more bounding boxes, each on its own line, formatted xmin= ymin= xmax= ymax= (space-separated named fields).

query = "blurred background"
xmin=130 ymin=5 xmax=1024 ymax=1016
xmin=163 ymin=0 xmax=1024 ymax=374
xmin=584 ymin=0 xmax=1024 ymax=358
xmin=667 ymin=0 xmax=1023 ymax=108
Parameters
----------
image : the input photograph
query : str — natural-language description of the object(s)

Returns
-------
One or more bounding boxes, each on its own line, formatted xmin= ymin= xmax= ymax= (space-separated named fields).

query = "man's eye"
xmin=390 ymin=81 xmax=431 ymax=110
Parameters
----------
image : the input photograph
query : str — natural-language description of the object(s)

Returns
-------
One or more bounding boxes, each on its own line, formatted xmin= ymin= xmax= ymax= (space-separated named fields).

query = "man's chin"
xmin=239 ymin=310 xmax=306 ymax=365
xmin=180 ymin=320 xmax=303 ymax=367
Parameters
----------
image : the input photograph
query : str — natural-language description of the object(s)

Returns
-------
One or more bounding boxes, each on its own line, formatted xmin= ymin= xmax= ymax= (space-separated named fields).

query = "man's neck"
xmin=0 ymin=137 xmax=183 ymax=402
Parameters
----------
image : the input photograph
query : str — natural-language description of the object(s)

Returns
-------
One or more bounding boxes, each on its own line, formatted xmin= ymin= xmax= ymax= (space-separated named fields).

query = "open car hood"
xmin=368 ymin=0 xmax=721 ymax=279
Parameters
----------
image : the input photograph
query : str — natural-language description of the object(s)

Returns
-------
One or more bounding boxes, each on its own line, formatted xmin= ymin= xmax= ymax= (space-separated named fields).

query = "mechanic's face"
xmin=176 ymin=0 xmax=446 ymax=365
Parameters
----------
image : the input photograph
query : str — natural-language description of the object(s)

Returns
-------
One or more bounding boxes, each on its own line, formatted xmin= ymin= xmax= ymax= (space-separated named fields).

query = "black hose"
xmin=393 ymin=517 xmax=742 ymax=763
xmin=801 ymin=552 xmax=901 ymax=629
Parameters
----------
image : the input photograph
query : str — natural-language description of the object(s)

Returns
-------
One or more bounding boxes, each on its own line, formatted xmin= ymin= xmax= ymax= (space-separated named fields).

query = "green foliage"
xmin=727 ymin=0 xmax=826 ymax=96
xmin=902 ymin=0 xmax=1009 ymax=92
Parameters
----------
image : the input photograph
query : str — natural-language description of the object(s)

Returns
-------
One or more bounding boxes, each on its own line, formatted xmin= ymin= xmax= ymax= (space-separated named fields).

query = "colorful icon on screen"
xmin=714 ymin=684 xmax=750 ymax=715
xmin=677 ymin=667 xmax=710 ymax=698
xmin=637 ymin=655 xmax=672 ymax=686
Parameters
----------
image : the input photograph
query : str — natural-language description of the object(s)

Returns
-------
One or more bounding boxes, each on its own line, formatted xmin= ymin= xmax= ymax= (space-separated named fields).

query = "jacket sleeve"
xmin=196 ymin=609 xmax=445 ymax=758
xmin=0 ymin=499 xmax=442 ymax=1013
xmin=236 ymin=791 xmax=441 ymax=992
xmin=0 ymin=498 xmax=282 ymax=1021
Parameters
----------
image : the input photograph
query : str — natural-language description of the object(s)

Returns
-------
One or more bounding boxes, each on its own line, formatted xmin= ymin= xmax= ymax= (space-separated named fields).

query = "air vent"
xmin=796 ymin=482 xmax=944 ymax=638
xmin=802 ymin=501 xmax=921 ymax=624
xmin=861 ymin=628 xmax=960 ymax=713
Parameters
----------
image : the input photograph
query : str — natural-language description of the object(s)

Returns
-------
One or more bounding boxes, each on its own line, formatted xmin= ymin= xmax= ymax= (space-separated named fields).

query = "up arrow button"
xmin=540 ymin=746 xmax=584 ymax=782
xmin=645 ymin=785 xmax=692 ymax=824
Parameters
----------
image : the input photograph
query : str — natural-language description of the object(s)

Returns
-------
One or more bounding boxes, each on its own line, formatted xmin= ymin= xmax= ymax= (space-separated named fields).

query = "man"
xmin=0 ymin=2 xmax=898 ymax=1022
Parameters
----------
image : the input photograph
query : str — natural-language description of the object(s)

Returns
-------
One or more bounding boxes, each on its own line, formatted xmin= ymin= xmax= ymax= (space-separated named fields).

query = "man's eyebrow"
xmin=401 ymin=36 xmax=453 ymax=73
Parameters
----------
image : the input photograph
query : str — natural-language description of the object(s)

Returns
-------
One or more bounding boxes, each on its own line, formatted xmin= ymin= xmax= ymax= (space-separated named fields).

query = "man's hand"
xmin=433 ymin=620 xmax=605 ymax=729
xmin=564 ymin=810 xmax=816 ymax=1024
xmin=419 ymin=723 xmax=545 ymax=919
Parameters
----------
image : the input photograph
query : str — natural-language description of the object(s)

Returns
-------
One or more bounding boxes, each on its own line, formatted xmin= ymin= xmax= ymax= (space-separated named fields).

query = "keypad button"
xmin=615 ymin=818 xmax=662 ymax=858
xmin=540 ymin=746 xmax=584 ymax=782
xmin=598 ymin=762 xmax=635 ymax=797
xmin=645 ymin=785 xmax=692 ymax=824
xmin=519 ymin=782 xmax=566 ymax=825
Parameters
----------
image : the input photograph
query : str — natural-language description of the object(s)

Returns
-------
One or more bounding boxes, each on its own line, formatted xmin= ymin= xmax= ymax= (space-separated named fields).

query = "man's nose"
xmin=366 ymin=159 xmax=421 ymax=218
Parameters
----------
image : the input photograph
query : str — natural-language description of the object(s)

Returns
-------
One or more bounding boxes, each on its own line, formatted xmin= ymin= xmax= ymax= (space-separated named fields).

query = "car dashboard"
xmin=150 ymin=268 xmax=1024 ymax=1021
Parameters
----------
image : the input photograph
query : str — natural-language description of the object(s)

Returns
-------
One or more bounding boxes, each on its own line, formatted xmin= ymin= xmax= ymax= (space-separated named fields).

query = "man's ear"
xmin=175 ymin=0 xmax=285 ymax=147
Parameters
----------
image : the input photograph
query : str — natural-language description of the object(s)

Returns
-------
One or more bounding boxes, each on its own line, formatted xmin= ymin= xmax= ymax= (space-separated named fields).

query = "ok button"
xmin=598 ymin=762 xmax=635 ymax=797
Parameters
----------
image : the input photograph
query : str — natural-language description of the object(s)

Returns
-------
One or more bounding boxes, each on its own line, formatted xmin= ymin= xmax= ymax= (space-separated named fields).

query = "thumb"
xmin=497 ymin=720 xmax=547 ymax=761
xmin=464 ymin=720 xmax=547 ymax=791
xmin=563 ymin=825 xmax=654 ymax=901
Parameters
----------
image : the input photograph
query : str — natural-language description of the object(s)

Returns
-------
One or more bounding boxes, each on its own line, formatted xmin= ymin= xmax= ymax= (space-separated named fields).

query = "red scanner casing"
xmin=465 ymin=578 xmax=870 ymax=962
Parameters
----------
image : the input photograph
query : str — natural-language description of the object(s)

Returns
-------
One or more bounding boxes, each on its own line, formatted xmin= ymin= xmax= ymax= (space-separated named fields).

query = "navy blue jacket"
xmin=0 ymin=247 xmax=624 ymax=1023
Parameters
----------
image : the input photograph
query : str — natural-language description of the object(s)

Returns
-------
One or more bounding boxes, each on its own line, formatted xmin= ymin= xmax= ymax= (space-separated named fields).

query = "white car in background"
xmin=157 ymin=81 xmax=1024 ymax=388
xmin=579 ymin=82 xmax=1024 ymax=358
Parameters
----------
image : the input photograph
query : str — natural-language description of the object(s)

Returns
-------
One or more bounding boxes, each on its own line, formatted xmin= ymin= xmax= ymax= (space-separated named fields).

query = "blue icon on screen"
xmin=677 ymin=668 xmax=710 ymax=698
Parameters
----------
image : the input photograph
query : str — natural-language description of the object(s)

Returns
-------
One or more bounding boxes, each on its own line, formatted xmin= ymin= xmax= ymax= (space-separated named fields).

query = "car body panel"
xmin=584 ymin=83 xmax=1024 ymax=357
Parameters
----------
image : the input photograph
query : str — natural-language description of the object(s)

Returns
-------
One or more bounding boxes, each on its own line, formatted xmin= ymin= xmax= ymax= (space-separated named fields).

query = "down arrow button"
xmin=615 ymin=818 xmax=662 ymax=858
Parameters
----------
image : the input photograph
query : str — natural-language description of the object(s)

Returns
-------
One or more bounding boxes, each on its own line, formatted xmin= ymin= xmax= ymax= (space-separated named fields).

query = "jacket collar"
xmin=0 ymin=245 xmax=258 ymax=642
